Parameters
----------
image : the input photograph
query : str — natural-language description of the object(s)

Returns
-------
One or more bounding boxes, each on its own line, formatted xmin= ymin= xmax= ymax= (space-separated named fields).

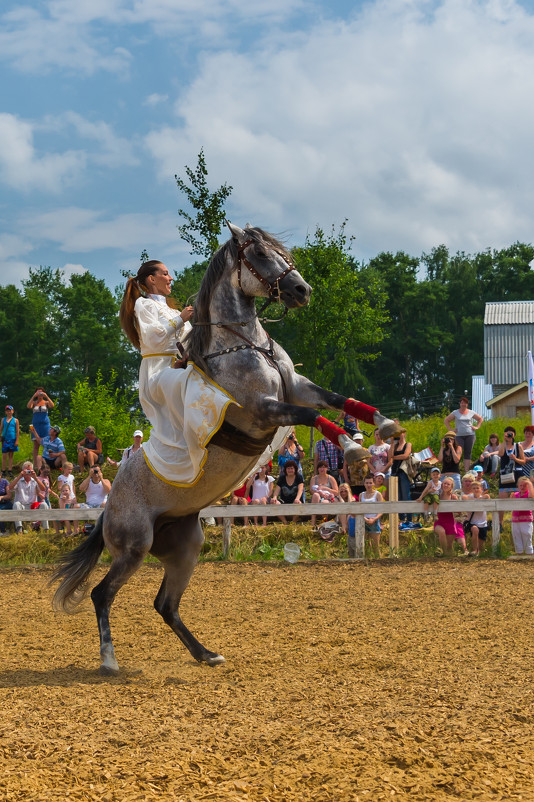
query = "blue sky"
xmin=1 ymin=0 xmax=534 ymax=290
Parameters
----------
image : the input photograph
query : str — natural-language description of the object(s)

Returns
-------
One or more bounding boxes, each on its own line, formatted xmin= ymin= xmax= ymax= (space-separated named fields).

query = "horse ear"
xmin=225 ymin=220 xmax=247 ymax=244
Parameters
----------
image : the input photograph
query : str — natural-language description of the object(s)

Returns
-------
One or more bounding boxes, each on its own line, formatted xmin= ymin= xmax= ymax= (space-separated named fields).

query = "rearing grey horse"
xmin=52 ymin=223 xmax=402 ymax=675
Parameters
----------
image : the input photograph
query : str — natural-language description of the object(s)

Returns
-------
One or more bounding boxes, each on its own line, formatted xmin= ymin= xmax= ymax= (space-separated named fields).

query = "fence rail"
xmin=3 ymin=497 xmax=531 ymax=559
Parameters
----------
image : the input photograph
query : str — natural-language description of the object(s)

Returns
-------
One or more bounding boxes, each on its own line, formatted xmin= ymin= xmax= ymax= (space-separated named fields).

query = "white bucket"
xmin=283 ymin=542 xmax=300 ymax=564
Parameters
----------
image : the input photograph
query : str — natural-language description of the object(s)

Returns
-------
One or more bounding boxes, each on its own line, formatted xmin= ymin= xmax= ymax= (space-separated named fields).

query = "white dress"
xmin=134 ymin=295 xmax=239 ymax=486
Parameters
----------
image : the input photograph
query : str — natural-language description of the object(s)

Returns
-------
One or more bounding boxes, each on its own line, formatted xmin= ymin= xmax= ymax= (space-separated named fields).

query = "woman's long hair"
xmin=119 ymin=261 xmax=176 ymax=349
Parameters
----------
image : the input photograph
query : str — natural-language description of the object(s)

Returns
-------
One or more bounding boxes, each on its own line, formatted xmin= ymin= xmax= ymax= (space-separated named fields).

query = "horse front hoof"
xmin=375 ymin=414 xmax=405 ymax=440
xmin=99 ymin=664 xmax=120 ymax=677
xmin=204 ymin=652 xmax=225 ymax=667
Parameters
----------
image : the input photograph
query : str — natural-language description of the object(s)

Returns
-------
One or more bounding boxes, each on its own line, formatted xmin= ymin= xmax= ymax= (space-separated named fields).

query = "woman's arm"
xmin=95 ymin=439 xmax=103 ymax=455
xmin=472 ymin=413 xmax=483 ymax=429
xmin=295 ymin=482 xmax=304 ymax=503
xmin=444 ymin=412 xmax=454 ymax=428
xmin=15 ymin=419 xmax=19 ymax=444
xmin=512 ymin=444 xmax=526 ymax=465
xmin=451 ymin=445 xmax=462 ymax=464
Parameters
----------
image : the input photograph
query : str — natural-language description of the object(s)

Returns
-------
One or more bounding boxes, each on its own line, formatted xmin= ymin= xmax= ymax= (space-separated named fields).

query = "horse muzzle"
xmin=277 ymin=274 xmax=312 ymax=309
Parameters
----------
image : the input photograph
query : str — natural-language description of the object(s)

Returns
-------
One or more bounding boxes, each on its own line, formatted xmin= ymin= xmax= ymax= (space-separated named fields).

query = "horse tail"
xmin=50 ymin=512 xmax=105 ymax=613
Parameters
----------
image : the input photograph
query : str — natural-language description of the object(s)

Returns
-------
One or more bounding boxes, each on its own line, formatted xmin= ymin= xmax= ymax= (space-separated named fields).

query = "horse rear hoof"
xmin=99 ymin=664 xmax=120 ymax=677
xmin=376 ymin=417 xmax=406 ymax=440
xmin=205 ymin=653 xmax=225 ymax=667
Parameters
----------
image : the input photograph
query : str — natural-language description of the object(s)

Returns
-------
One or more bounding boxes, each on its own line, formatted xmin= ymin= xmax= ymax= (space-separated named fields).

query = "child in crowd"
xmin=417 ymin=466 xmax=441 ymax=518
xmin=358 ymin=475 xmax=384 ymax=557
xmin=463 ymin=480 xmax=490 ymax=556
xmin=471 ymin=464 xmax=489 ymax=492
xmin=56 ymin=461 xmax=78 ymax=535
xmin=511 ymin=476 xmax=534 ymax=555
xmin=373 ymin=472 xmax=387 ymax=500
xmin=434 ymin=476 xmax=469 ymax=556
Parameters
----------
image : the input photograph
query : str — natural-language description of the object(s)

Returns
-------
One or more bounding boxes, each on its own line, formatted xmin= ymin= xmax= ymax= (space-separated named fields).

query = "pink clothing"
xmin=434 ymin=512 xmax=464 ymax=539
xmin=511 ymin=489 xmax=533 ymax=522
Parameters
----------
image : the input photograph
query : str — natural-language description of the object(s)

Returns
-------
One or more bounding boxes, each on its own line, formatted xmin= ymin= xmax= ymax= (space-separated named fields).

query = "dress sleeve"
xmin=134 ymin=298 xmax=181 ymax=352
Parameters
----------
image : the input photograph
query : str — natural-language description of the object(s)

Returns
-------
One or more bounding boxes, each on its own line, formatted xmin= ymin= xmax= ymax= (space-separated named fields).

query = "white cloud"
xmin=61 ymin=263 xmax=88 ymax=283
xmin=46 ymin=112 xmax=139 ymax=168
xmin=0 ymin=113 xmax=85 ymax=192
xmin=144 ymin=93 xmax=169 ymax=107
xmin=145 ymin=0 xmax=534 ymax=257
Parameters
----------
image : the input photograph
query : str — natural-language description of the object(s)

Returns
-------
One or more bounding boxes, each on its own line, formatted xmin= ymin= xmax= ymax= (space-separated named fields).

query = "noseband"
xmin=236 ymin=239 xmax=295 ymax=301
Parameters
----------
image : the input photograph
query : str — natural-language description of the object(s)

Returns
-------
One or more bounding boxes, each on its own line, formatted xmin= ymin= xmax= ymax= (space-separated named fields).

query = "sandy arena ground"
xmin=1 ymin=559 xmax=534 ymax=801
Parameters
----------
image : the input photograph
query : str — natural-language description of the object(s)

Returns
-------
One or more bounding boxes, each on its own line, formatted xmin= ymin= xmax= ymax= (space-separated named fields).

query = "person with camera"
xmin=443 ymin=396 xmax=483 ymax=472
xmin=78 ymin=465 xmax=111 ymax=509
xmin=497 ymin=426 xmax=526 ymax=528
xmin=26 ymin=387 xmax=55 ymax=468
xmin=438 ymin=431 xmax=463 ymax=492
xmin=8 ymin=461 xmax=49 ymax=533
xmin=278 ymin=431 xmax=305 ymax=477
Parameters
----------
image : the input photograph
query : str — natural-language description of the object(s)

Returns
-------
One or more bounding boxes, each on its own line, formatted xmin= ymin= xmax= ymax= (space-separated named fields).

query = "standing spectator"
xmin=1 ymin=405 xmax=19 ymax=478
xmin=27 ymin=388 xmax=55 ymax=468
xmin=342 ymin=432 xmax=370 ymax=498
xmin=520 ymin=426 xmax=534 ymax=478
xmin=246 ymin=465 xmax=274 ymax=526
xmin=77 ymin=426 xmax=103 ymax=472
xmin=278 ymin=431 xmax=305 ymax=478
xmin=79 ymin=465 xmax=111 ymax=509
xmin=335 ymin=412 xmax=359 ymax=437
xmin=107 ymin=430 xmax=144 ymax=468
xmin=510 ymin=476 xmax=534 ymax=555
xmin=358 ymin=475 xmax=384 ymax=557
xmin=30 ymin=424 xmax=67 ymax=470
xmin=314 ymin=433 xmax=343 ymax=483
xmin=463 ymin=480 xmax=490 ymax=557
xmin=438 ymin=432 xmax=463 ymax=492
xmin=8 ymin=462 xmax=49 ymax=533
xmin=337 ymin=483 xmax=354 ymax=534
xmin=368 ymin=427 xmax=391 ymax=484
xmin=478 ymin=434 xmax=500 ymax=477
xmin=497 ymin=426 xmax=526 ymax=528
xmin=434 ymin=476 xmax=468 ymax=556
xmin=0 ymin=473 xmax=12 ymax=534
xmin=443 ymin=396 xmax=483 ymax=472
xmin=56 ymin=462 xmax=78 ymax=535
xmin=388 ymin=430 xmax=413 ymax=523
xmin=271 ymin=460 xmax=304 ymax=523
xmin=310 ymin=461 xmax=340 ymax=528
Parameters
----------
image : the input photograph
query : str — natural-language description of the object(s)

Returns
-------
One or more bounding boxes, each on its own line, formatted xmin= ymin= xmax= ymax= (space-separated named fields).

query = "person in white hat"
xmin=107 ymin=430 xmax=144 ymax=468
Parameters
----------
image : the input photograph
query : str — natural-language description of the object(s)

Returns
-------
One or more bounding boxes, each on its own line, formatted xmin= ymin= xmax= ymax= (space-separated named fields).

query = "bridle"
xmin=236 ymin=238 xmax=295 ymax=304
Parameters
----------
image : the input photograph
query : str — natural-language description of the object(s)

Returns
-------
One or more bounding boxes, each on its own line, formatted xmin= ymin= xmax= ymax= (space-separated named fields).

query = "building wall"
xmin=488 ymin=387 xmax=530 ymax=419
xmin=484 ymin=324 xmax=534 ymax=385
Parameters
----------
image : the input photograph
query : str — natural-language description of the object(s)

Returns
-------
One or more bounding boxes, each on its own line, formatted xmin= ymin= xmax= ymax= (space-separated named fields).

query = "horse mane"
xmin=186 ymin=227 xmax=290 ymax=373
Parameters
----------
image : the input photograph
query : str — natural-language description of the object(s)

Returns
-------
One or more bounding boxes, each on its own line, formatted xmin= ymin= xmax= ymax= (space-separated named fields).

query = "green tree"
xmin=276 ymin=223 xmax=388 ymax=397
xmin=175 ymin=148 xmax=233 ymax=258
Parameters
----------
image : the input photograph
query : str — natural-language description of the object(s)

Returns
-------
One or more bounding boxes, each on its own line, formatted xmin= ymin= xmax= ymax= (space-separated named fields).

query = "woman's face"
xmin=148 ymin=264 xmax=173 ymax=296
xmin=285 ymin=466 xmax=295 ymax=476
xmin=318 ymin=463 xmax=328 ymax=473
xmin=524 ymin=430 xmax=533 ymax=442
xmin=460 ymin=399 xmax=468 ymax=411
xmin=442 ymin=479 xmax=453 ymax=493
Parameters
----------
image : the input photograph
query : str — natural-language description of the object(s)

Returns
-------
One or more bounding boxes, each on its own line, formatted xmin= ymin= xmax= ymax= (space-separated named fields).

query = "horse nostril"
xmin=294 ymin=283 xmax=310 ymax=300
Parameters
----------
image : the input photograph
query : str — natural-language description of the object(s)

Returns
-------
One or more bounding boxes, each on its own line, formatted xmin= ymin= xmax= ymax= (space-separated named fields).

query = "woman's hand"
xmin=180 ymin=306 xmax=194 ymax=323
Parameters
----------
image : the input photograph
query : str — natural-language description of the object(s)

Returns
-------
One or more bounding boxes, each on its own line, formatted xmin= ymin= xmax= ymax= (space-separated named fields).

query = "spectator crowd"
xmin=1 ymin=392 xmax=533 ymax=558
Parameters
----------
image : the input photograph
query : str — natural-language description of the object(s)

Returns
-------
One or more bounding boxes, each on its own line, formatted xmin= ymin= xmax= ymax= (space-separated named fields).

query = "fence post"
xmin=354 ymin=514 xmax=365 ymax=559
xmin=492 ymin=505 xmax=500 ymax=554
xmin=389 ymin=475 xmax=399 ymax=552
xmin=222 ymin=518 xmax=232 ymax=558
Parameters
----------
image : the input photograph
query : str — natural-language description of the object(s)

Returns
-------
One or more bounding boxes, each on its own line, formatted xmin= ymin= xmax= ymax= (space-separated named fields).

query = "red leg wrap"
xmin=343 ymin=398 xmax=377 ymax=425
xmin=314 ymin=416 xmax=347 ymax=446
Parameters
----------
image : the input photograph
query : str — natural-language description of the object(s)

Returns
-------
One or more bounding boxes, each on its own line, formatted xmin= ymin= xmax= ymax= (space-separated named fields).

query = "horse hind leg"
xmin=152 ymin=516 xmax=224 ymax=667
xmin=91 ymin=544 xmax=150 ymax=676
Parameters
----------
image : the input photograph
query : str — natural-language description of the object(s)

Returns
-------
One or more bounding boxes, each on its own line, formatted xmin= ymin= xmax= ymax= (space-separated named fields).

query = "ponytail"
xmin=119 ymin=260 xmax=176 ymax=349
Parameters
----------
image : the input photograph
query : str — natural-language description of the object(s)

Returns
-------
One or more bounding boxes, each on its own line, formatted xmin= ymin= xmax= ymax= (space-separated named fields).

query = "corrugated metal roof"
xmin=485 ymin=301 xmax=534 ymax=325
xmin=471 ymin=375 xmax=493 ymax=419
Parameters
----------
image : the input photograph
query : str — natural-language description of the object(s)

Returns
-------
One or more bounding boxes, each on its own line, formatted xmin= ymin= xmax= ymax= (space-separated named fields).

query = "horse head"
xmin=226 ymin=222 xmax=311 ymax=309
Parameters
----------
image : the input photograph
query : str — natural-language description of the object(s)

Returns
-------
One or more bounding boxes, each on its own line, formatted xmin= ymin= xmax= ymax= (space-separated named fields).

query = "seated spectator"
xmin=471 ymin=464 xmax=489 ymax=491
xmin=31 ymin=424 xmax=67 ymax=470
xmin=246 ymin=464 xmax=274 ymax=526
xmin=358 ymin=475 xmax=384 ymax=557
xmin=463 ymin=480 xmax=490 ymax=557
xmin=107 ymin=430 xmax=144 ymax=468
xmin=342 ymin=432 xmax=370 ymax=498
xmin=438 ymin=432 xmax=462 ymax=492
xmin=8 ymin=462 xmax=49 ymax=533
xmin=520 ymin=426 xmax=534 ymax=478
xmin=314 ymin=434 xmax=343 ymax=483
xmin=0 ymin=473 xmax=12 ymax=535
xmin=478 ymin=433 xmax=500 ymax=477
xmin=310 ymin=460 xmax=339 ymax=527
xmin=271 ymin=460 xmax=304 ymax=523
xmin=511 ymin=476 xmax=534 ymax=556
xmin=79 ymin=465 xmax=111 ymax=509
xmin=497 ymin=426 xmax=526 ymax=528
xmin=1 ymin=405 xmax=19 ymax=478
xmin=77 ymin=426 xmax=103 ymax=472
xmin=417 ymin=466 xmax=442 ymax=519
xmin=434 ymin=476 xmax=468 ymax=556
xmin=229 ymin=480 xmax=250 ymax=526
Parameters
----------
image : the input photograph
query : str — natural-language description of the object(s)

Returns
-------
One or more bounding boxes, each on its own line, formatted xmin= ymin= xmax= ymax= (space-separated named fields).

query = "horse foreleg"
xmin=152 ymin=517 xmax=225 ymax=667
xmin=285 ymin=375 xmax=404 ymax=440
